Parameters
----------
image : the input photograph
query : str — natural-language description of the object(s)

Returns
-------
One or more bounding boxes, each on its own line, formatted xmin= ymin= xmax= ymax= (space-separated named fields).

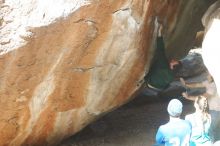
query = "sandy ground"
xmin=60 ymin=90 xmax=194 ymax=146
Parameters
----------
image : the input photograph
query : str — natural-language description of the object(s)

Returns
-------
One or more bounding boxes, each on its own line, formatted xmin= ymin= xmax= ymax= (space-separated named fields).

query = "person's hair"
xmin=169 ymin=60 xmax=182 ymax=74
xmin=170 ymin=114 xmax=180 ymax=118
xmin=196 ymin=95 xmax=209 ymax=115
xmin=195 ymin=95 xmax=210 ymax=132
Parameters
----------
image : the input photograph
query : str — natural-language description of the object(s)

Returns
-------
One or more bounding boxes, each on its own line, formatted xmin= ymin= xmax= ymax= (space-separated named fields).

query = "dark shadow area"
xmin=60 ymin=88 xmax=194 ymax=146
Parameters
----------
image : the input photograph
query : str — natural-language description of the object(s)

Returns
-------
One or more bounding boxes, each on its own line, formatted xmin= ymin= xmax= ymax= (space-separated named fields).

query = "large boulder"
xmin=202 ymin=1 xmax=220 ymax=96
xmin=0 ymin=0 xmax=215 ymax=145
xmin=202 ymin=1 xmax=220 ymax=142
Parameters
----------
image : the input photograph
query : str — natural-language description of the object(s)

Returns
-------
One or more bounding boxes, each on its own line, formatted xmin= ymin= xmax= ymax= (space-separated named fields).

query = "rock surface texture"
xmin=202 ymin=1 xmax=220 ymax=142
xmin=202 ymin=1 xmax=220 ymax=96
xmin=0 ymin=0 xmax=216 ymax=145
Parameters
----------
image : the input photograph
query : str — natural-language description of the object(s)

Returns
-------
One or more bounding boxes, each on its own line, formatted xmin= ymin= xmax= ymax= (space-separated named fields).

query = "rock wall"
xmin=0 ymin=0 xmax=216 ymax=145
xmin=165 ymin=0 xmax=216 ymax=59
xmin=202 ymin=1 xmax=220 ymax=96
xmin=202 ymin=1 xmax=220 ymax=142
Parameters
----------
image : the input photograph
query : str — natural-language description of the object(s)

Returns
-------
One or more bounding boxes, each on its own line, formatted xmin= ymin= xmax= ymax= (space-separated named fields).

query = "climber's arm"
xmin=182 ymin=92 xmax=211 ymax=101
xmin=180 ymin=78 xmax=206 ymax=88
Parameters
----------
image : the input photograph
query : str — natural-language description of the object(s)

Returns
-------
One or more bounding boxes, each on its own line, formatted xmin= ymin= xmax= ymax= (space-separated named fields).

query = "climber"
xmin=144 ymin=21 xmax=181 ymax=95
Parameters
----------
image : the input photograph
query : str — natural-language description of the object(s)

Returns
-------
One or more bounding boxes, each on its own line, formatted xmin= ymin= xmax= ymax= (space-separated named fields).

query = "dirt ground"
xmin=60 ymin=90 xmax=194 ymax=146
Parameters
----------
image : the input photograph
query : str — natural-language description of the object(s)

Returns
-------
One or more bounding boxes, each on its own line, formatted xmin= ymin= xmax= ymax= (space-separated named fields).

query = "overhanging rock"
xmin=0 ymin=0 xmax=216 ymax=145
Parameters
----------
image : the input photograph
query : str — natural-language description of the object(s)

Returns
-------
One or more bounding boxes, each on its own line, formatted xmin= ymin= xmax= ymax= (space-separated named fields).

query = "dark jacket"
xmin=145 ymin=37 xmax=174 ymax=90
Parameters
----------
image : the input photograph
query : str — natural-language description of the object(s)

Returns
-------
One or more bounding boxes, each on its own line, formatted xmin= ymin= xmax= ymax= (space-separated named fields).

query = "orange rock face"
xmin=0 ymin=0 xmax=215 ymax=145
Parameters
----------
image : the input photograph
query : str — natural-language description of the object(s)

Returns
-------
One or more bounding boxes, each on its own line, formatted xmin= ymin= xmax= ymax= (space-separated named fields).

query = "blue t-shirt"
xmin=156 ymin=119 xmax=192 ymax=146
